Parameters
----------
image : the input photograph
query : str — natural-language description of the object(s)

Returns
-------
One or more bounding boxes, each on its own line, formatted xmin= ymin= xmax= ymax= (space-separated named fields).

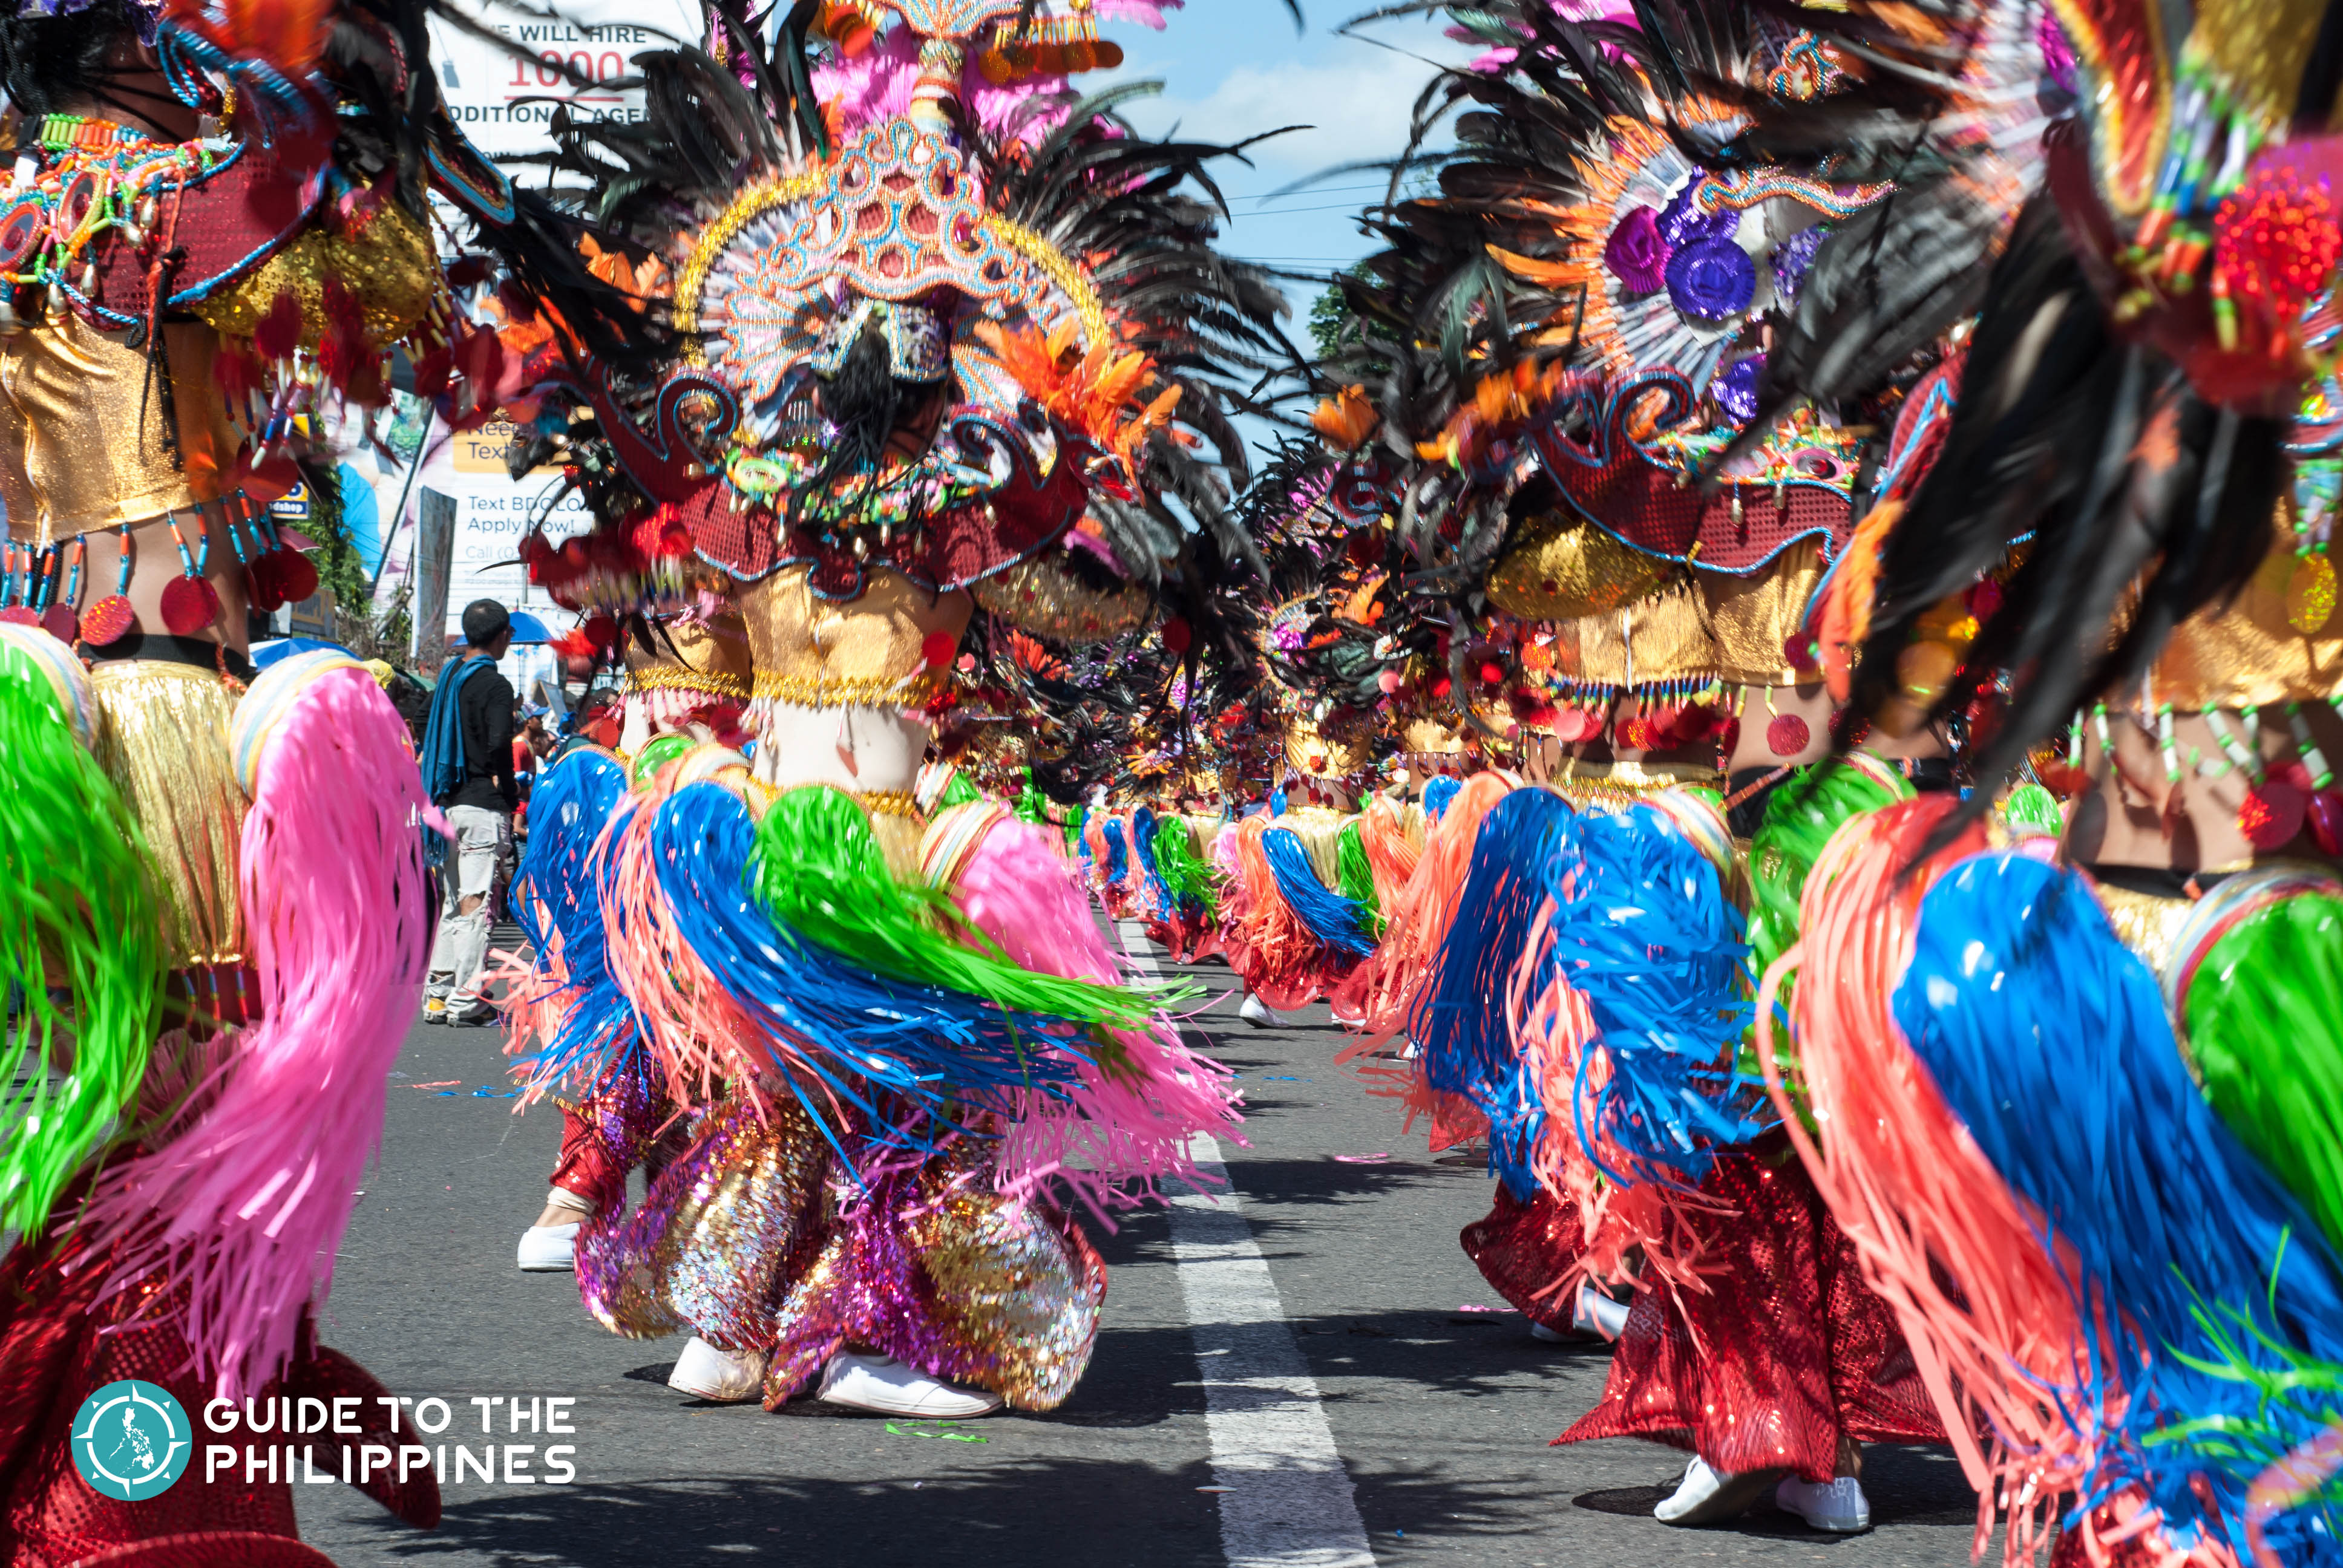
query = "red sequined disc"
xmin=159 ymin=573 xmax=221 ymax=636
xmin=1766 ymin=714 xmax=1811 ymax=756
xmin=267 ymin=547 xmax=318 ymax=605
xmin=2240 ymin=779 xmax=2307 ymax=850
xmin=79 ymin=593 xmax=136 ymax=645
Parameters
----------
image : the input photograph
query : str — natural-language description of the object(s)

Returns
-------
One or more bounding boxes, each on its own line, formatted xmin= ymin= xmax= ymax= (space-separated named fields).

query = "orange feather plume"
xmin=973 ymin=321 xmax=1182 ymax=477
xmin=1311 ymin=385 xmax=1377 ymax=450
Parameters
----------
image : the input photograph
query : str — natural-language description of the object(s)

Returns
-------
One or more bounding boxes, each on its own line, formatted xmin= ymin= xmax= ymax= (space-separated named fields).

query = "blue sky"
xmin=1099 ymin=2 xmax=1466 ymax=319
xmin=1090 ymin=1 xmax=1467 ymax=452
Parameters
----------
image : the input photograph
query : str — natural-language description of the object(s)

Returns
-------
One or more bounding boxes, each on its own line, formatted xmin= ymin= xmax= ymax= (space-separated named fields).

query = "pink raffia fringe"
xmin=86 ymin=663 xmax=429 ymax=1400
xmin=951 ymin=815 xmax=1237 ymax=1223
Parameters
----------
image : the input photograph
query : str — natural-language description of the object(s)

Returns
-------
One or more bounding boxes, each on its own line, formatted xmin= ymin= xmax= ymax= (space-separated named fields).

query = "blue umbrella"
xmin=448 ymin=609 xmax=553 ymax=648
xmin=251 ymin=636 xmax=353 ymax=670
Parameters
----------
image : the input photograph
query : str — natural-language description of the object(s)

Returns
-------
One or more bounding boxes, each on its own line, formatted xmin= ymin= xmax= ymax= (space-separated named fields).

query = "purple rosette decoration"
xmin=1770 ymin=226 xmax=1827 ymax=307
xmin=1714 ymin=355 xmax=1765 ymax=422
xmin=1666 ymin=237 xmax=1755 ymax=322
xmin=1659 ymin=182 xmax=1738 ymax=248
xmin=1604 ymin=206 xmax=1671 ymax=294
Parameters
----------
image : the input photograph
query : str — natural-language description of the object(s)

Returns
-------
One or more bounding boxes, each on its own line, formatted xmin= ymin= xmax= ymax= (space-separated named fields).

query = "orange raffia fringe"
xmin=1754 ymin=797 xmax=2218 ymax=1568
xmin=1332 ymin=774 xmax=1516 ymax=1152
xmin=1223 ymin=814 xmax=1334 ymax=1010
xmin=1358 ymin=794 xmax=1422 ymax=911
xmin=1817 ymin=495 xmax=1902 ymax=702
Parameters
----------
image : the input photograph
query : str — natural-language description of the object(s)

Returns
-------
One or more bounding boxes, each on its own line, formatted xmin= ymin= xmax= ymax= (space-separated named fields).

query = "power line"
xmin=1227 ymin=200 xmax=1399 ymax=215
xmin=1222 ymin=181 xmax=1401 ymax=202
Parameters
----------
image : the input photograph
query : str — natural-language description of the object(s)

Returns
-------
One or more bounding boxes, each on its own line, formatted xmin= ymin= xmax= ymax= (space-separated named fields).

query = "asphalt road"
xmin=295 ymin=927 xmax=1982 ymax=1568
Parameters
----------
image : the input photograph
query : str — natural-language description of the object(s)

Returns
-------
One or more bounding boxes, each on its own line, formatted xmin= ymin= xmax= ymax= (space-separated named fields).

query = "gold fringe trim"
xmin=751 ymin=670 xmax=942 ymax=708
xmin=88 ymin=660 xmax=246 ymax=967
xmin=628 ymin=665 xmax=752 ymax=701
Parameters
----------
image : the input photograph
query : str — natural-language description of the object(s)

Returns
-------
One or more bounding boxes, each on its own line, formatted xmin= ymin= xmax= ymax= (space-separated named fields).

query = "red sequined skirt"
xmin=0 ymin=1229 xmax=438 ymax=1567
xmin=1554 ymin=1142 xmax=1946 ymax=1482
xmin=1460 ymin=1183 xmax=1582 ymax=1330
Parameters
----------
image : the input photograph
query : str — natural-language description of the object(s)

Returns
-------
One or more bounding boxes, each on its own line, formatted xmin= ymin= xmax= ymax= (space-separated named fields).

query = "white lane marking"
xmin=1118 ymin=921 xmax=1378 ymax=1568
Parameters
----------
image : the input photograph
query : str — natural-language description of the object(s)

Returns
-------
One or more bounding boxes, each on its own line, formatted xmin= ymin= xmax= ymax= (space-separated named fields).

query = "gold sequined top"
xmin=1283 ymin=711 xmax=1372 ymax=780
xmin=0 ymin=317 xmax=239 ymax=538
xmin=2146 ymin=524 xmax=2343 ymax=708
xmin=1531 ymin=538 xmax=1827 ymax=688
xmin=188 ymin=197 xmax=436 ymax=351
xmin=738 ymin=563 xmax=967 ymax=708
xmin=1396 ymin=716 xmax=1469 ymax=761
xmin=626 ymin=612 xmax=755 ymax=701
xmin=2094 ymin=880 xmax=2193 ymax=981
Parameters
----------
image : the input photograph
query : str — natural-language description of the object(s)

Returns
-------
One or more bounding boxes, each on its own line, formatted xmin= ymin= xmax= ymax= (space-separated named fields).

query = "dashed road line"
xmin=1118 ymin=920 xmax=1377 ymax=1568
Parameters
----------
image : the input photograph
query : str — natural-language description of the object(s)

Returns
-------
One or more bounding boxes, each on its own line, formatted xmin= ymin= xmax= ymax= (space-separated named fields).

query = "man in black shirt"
xmin=423 ymin=600 xmax=519 ymax=1025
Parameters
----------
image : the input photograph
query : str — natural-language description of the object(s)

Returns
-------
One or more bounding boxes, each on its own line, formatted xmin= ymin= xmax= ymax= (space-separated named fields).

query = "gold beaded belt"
xmin=859 ymin=789 xmax=920 ymax=818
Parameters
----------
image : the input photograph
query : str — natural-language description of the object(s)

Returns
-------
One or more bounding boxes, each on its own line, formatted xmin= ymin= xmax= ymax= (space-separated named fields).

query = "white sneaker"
xmin=516 ymin=1223 xmax=578 ymax=1272
xmin=1239 ymin=993 xmax=1277 ymax=1028
xmin=1529 ymin=1319 xmax=1567 ymax=1343
xmin=667 ymin=1336 xmax=770 ymax=1403
xmin=1775 ymin=1475 xmax=1872 ymax=1534
xmin=1654 ymin=1457 xmax=1785 ymax=1526
xmin=815 ymin=1351 xmax=1003 ymax=1418
xmin=1573 ymin=1282 xmax=1630 ymax=1339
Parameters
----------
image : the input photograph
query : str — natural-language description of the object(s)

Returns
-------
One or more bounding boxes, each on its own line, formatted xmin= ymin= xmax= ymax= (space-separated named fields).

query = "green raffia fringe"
xmin=2002 ymin=781 xmax=2063 ymax=835
xmin=1014 ymin=768 xmax=1049 ymax=828
xmin=1152 ymin=814 xmax=1219 ymax=917
xmin=2186 ymin=892 xmax=2343 ymax=1257
xmin=749 ymin=786 xmax=1175 ymax=1031
xmin=0 ymin=647 xmax=165 ymax=1236
xmin=1738 ymin=757 xmax=1911 ymax=1091
xmin=1337 ymin=818 xmax=1381 ymax=937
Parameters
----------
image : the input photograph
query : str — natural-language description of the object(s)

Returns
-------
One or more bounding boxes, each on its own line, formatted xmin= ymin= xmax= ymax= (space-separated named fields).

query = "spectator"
xmin=512 ymin=707 xmax=552 ymax=834
xmin=516 ymin=708 xmax=552 ymax=771
xmin=421 ymin=600 xmax=519 ymax=1026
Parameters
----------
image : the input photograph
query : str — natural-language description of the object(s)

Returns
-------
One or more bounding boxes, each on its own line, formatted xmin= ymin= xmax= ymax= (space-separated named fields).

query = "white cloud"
xmin=1115 ymin=36 xmax=1461 ymax=181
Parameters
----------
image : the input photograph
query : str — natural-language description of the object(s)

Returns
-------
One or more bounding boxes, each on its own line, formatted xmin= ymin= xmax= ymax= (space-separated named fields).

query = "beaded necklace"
xmin=0 ymin=115 xmax=218 ymax=324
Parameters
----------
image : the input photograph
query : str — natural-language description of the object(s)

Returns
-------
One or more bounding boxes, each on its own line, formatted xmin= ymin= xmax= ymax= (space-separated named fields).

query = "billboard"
xmin=427 ymin=0 xmax=703 ymax=163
